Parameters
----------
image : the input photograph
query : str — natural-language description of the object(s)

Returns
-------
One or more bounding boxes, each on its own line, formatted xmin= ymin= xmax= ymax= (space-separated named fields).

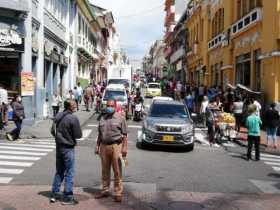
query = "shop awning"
xmin=0 ymin=0 xmax=29 ymax=12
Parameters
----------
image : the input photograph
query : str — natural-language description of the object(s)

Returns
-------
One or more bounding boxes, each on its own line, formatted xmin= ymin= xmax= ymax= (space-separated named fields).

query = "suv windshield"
xmin=148 ymin=84 xmax=160 ymax=89
xmin=108 ymin=79 xmax=129 ymax=87
xmin=150 ymin=103 xmax=189 ymax=118
xmin=103 ymin=90 xmax=126 ymax=102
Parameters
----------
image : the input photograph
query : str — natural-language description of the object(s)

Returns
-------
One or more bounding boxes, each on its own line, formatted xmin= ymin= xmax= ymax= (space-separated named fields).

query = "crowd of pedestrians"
xmin=161 ymin=80 xmax=280 ymax=151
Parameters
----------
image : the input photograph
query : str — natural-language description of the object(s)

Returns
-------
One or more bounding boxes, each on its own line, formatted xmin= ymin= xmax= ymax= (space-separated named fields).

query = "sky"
xmin=89 ymin=0 xmax=165 ymax=68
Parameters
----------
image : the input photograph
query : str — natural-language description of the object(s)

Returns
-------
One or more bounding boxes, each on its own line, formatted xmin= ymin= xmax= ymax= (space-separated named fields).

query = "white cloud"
xmin=89 ymin=0 xmax=164 ymax=68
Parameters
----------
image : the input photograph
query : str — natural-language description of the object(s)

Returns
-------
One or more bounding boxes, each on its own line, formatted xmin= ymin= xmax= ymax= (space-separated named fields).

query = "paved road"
xmin=1 ymin=98 xmax=280 ymax=209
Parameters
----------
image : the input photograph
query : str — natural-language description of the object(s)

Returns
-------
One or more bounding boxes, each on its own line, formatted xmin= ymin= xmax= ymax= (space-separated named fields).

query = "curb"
xmin=0 ymin=111 xmax=96 ymax=140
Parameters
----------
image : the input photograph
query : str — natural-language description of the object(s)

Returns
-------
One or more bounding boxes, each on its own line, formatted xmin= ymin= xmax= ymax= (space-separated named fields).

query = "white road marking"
xmin=272 ymin=167 xmax=280 ymax=171
xmin=264 ymin=162 xmax=280 ymax=166
xmin=0 ymin=146 xmax=53 ymax=152
xmin=251 ymin=179 xmax=280 ymax=194
xmin=87 ymin=124 xmax=98 ymax=127
xmin=0 ymin=143 xmax=55 ymax=149
xmin=195 ymin=133 xmax=210 ymax=145
xmin=252 ymin=152 xmax=280 ymax=159
xmin=0 ymin=155 xmax=41 ymax=161
xmin=0 ymin=150 xmax=47 ymax=156
xmin=260 ymin=157 xmax=280 ymax=162
xmin=0 ymin=177 xmax=13 ymax=184
xmin=78 ymin=129 xmax=92 ymax=141
xmin=0 ymin=168 xmax=24 ymax=174
xmin=222 ymin=142 xmax=236 ymax=147
xmin=87 ymin=124 xmax=142 ymax=129
xmin=27 ymin=142 xmax=56 ymax=145
xmin=0 ymin=161 xmax=33 ymax=167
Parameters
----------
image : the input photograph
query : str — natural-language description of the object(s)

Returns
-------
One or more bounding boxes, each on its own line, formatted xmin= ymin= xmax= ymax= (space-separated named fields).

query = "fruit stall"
xmin=214 ymin=111 xmax=237 ymax=142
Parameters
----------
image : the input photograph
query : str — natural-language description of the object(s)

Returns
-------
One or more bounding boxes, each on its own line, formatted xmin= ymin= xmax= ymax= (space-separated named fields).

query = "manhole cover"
xmin=168 ymin=201 xmax=204 ymax=210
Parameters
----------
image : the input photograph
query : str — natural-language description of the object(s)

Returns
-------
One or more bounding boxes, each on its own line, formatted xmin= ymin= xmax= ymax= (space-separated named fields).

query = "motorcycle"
xmin=133 ymin=103 xmax=143 ymax=121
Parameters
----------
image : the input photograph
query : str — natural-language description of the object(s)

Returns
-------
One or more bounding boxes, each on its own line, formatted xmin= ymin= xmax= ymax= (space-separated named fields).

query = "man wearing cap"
xmin=95 ymin=99 xmax=128 ymax=202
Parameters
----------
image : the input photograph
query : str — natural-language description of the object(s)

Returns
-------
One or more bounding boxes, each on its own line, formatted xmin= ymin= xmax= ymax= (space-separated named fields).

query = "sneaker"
xmin=213 ymin=143 xmax=220 ymax=148
xmin=6 ymin=133 xmax=13 ymax=141
xmin=50 ymin=192 xmax=61 ymax=203
xmin=61 ymin=197 xmax=79 ymax=205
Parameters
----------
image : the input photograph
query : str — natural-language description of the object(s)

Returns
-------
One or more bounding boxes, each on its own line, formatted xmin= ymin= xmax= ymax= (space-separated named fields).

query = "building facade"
xmin=0 ymin=0 xmax=111 ymax=120
xmin=183 ymin=0 xmax=280 ymax=102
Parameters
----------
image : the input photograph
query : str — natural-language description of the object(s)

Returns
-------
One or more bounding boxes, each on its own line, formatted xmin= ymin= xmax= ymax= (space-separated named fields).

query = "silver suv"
xmin=138 ymin=100 xmax=194 ymax=150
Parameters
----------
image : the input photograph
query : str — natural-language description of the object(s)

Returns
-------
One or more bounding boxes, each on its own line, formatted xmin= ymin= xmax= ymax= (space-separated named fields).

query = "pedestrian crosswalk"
xmin=257 ymin=152 xmax=280 ymax=172
xmin=0 ymin=139 xmax=56 ymax=184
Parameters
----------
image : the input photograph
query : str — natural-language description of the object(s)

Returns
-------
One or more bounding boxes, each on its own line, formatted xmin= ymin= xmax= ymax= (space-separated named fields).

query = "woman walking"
xmin=6 ymin=95 xmax=25 ymax=141
xmin=233 ymin=96 xmax=244 ymax=133
xmin=264 ymin=103 xmax=280 ymax=149
xmin=52 ymin=92 xmax=62 ymax=117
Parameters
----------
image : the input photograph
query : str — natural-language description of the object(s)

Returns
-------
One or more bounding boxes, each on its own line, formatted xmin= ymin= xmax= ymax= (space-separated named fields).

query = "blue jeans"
xmin=11 ymin=120 xmax=22 ymax=140
xmin=266 ymin=127 xmax=278 ymax=145
xmin=52 ymin=147 xmax=75 ymax=198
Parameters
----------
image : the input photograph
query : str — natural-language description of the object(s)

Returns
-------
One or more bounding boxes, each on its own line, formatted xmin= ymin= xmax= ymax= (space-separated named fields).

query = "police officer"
xmin=95 ymin=99 xmax=128 ymax=202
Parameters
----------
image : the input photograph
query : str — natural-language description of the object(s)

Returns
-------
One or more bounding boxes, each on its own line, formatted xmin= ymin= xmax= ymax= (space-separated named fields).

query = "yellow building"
xmin=185 ymin=0 xmax=280 ymax=102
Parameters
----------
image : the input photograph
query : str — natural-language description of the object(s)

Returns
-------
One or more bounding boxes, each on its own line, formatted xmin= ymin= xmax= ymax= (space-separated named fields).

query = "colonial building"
xmin=184 ymin=0 xmax=280 ymax=102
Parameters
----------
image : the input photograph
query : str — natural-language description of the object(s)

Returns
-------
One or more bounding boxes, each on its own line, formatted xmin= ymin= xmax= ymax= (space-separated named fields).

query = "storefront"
xmin=0 ymin=19 xmax=25 ymax=99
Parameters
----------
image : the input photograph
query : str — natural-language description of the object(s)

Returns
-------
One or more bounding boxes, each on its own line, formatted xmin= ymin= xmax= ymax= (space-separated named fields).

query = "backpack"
xmin=51 ymin=112 xmax=70 ymax=137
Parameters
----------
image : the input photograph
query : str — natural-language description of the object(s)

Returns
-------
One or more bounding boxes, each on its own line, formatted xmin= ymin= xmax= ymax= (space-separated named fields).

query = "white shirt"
xmin=200 ymin=101 xmax=209 ymax=113
xmin=0 ymin=88 xmax=8 ymax=104
xmin=52 ymin=95 xmax=62 ymax=106
xmin=77 ymin=86 xmax=83 ymax=96
xmin=233 ymin=101 xmax=244 ymax=114
xmin=254 ymin=100 xmax=262 ymax=117
xmin=176 ymin=83 xmax=182 ymax=92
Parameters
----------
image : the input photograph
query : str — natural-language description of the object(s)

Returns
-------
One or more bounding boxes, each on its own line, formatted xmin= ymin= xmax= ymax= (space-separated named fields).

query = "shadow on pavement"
xmin=268 ymin=173 xmax=280 ymax=179
xmin=136 ymin=142 xmax=192 ymax=153
xmin=38 ymin=191 xmax=91 ymax=202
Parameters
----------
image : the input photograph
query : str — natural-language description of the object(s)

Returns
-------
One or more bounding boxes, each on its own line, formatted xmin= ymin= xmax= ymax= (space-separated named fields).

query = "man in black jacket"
xmin=50 ymin=99 xmax=82 ymax=205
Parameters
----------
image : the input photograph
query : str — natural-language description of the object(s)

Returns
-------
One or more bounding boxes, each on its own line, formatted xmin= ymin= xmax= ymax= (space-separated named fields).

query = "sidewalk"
xmin=0 ymin=185 xmax=279 ymax=210
xmin=0 ymin=108 xmax=95 ymax=140
xmin=234 ymin=127 xmax=280 ymax=155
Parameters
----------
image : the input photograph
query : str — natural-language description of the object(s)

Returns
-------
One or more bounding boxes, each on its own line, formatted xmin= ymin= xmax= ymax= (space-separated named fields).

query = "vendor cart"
xmin=213 ymin=110 xmax=237 ymax=143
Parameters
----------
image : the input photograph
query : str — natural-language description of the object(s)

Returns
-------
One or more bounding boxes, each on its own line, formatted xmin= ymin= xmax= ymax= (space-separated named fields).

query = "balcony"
xmin=208 ymin=33 xmax=223 ymax=50
xmin=170 ymin=47 xmax=185 ymax=64
xmin=231 ymin=8 xmax=262 ymax=36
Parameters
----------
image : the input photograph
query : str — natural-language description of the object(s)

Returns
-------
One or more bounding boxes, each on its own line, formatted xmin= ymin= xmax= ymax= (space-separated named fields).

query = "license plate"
xmin=162 ymin=135 xmax=174 ymax=142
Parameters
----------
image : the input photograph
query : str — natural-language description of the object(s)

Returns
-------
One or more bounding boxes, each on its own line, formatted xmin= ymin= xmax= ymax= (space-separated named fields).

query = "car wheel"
xmin=137 ymin=141 xmax=148 ymax=149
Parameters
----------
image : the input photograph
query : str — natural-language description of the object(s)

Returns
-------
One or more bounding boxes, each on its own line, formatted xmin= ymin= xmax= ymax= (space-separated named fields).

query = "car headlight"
xmin=182 ymin=125 xmax=193 ymax=134
xmin=144 ymin=121 xmax=156 ymax=131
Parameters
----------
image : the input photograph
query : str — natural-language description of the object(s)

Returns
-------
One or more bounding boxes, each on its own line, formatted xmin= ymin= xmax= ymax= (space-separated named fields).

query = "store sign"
xmin=0 ymin=25 xmax=24 ymax=52
xmin=21 ymin=72 xmax=35 ymax=96
xmin=0 ymin=28 xmax=22 ymax=47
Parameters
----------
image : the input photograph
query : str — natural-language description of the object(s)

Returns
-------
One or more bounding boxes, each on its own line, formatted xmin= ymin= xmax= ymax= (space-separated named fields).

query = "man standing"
xmin=76 ymin=82 xmax=83 ymax=104
xmin=50 ymin=100 xmax=82 ymax=205
xmin=84 ymin=84 xmax=94 ymax=112
xmin=95 ymin=100 xmax=128 ymax=202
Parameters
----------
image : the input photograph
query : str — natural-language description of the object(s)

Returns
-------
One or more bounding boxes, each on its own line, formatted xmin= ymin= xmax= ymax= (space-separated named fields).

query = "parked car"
xmin=101 ymin=84 xmax=129 ymax=119
xmin=145 ymin=83 xmax=161 ymax=98
xmin=138 ymin=100 xmax=194 ymax=150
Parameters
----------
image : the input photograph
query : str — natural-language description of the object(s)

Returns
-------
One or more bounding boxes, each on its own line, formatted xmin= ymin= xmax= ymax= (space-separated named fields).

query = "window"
xmin=150 ymin=104 xmax=188 ymax=118
xmin=236 ymin=53 xmax=251 ymax=87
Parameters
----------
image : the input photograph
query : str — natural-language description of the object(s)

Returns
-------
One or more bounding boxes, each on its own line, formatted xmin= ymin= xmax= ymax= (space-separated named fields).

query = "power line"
xmin=117 ymin=4 xmax=163 ymax=19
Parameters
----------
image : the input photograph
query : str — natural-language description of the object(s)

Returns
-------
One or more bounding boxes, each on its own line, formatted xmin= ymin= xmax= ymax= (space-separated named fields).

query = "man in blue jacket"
xmin=50 ymin=99 xmax=82 ymax=205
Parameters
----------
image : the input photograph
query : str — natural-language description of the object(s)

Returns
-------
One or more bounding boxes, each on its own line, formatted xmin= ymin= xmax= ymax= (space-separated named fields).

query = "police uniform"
xmin=98 ymin=112 xmax=127 ymax=197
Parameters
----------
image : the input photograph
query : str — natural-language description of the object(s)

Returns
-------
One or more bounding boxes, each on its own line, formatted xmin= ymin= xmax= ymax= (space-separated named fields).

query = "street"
xmin=1 ymin=99 xmax=280 ymax=209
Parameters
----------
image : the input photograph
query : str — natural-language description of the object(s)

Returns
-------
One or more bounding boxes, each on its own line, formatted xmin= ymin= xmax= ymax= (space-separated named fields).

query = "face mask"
xmin=18 ymin=97 xmax=22 ymax=102
xmin=106 ymin=107 xmax=115 ymax=114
